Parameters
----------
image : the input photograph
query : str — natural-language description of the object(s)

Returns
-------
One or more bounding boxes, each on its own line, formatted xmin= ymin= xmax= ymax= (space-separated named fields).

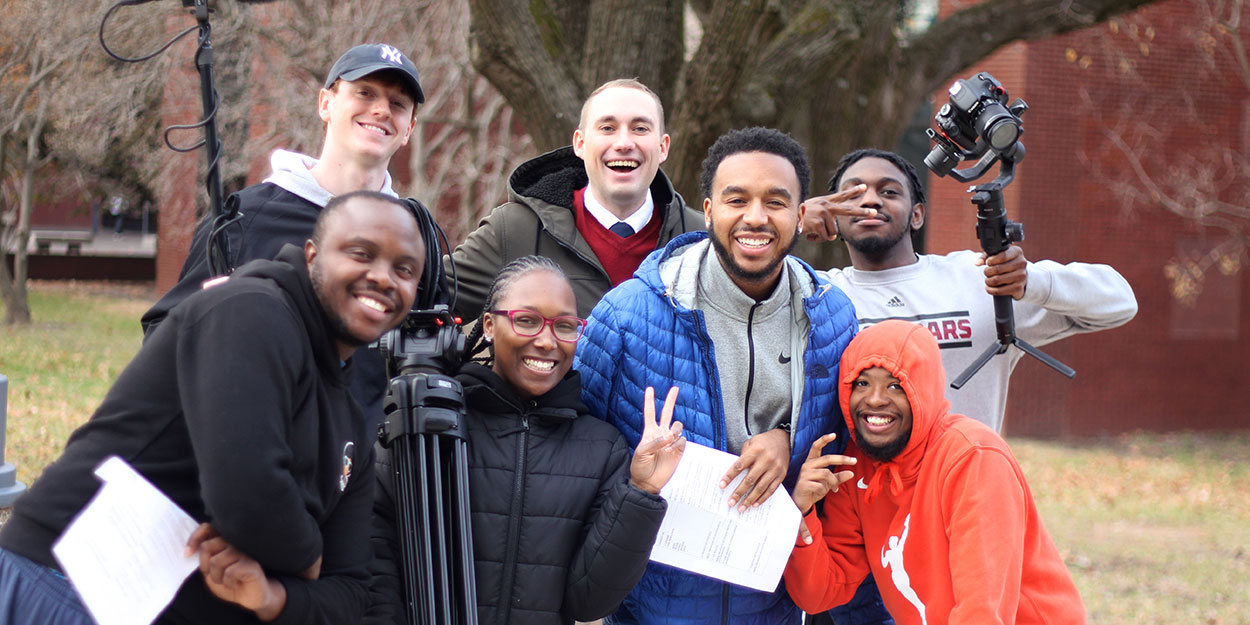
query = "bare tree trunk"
xmin=8 ymin=156 xmax=33 ymax=325
xmin=4 ymin=100 xmax=49 ymax=325
xmin=0 ymin=127 xmax=15 ymax=312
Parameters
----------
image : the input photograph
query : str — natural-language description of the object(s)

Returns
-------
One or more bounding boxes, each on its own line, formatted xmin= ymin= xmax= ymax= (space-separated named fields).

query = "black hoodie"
xmin=0 ymin=245 xmax=374 ymax=625
xmin=367 ymin=364 xmax=668 ymax=625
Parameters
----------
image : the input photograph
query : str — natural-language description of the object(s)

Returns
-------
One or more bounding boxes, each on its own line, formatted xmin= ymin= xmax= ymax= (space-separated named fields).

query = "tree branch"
xmin=907 ymin=0 xmax=1160 ymax=97
xmin=467 ymin=0 xmax=584 ymax=150
xmin=667 ymin=0 xmax=789 ymax=199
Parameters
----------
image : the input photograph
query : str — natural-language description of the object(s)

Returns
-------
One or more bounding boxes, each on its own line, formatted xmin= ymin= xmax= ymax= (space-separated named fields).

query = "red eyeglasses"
xmin=489 ymin=310 xmax=588 ymax=342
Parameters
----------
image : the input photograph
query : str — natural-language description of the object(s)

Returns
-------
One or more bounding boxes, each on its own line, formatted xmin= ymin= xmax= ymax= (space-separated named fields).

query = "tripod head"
xmin=924 ymin=72 xmax=1075 ymax=389
xmin=376 ymin=306 xmax=467 ymax=447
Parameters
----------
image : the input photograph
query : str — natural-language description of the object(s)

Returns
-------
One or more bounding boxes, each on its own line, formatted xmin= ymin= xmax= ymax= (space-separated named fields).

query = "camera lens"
xmin=924 ymin=145 xmax=959 ymax=177
xmin=974 ymin=102 xmax=1021 ymax=151
xmin=986 ymin=118 xmax=1020 ymax=151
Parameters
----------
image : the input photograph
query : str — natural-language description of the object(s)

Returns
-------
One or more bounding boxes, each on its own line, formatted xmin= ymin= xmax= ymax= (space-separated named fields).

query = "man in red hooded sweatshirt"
xmin=783 ymin=319 xmax=1085 ymax=625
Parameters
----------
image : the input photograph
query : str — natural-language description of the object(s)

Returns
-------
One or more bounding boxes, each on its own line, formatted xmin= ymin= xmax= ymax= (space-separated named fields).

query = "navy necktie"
xmin=609 ymin=222 xmax=634 ymax=238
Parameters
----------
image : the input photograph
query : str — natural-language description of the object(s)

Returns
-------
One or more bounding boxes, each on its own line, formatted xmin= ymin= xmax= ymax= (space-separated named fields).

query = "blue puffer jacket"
xmin=575 ymin=232 xmax=887 ymax=624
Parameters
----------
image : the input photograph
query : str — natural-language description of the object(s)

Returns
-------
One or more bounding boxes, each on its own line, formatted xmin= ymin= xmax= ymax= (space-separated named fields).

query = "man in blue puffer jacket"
xmin=575 ymin=127 xmax=891 ymax=625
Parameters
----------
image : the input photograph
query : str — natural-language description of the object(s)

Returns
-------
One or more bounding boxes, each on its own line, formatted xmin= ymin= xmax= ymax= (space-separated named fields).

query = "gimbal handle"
xmin=948 ymin=151 xmax=1075 ymax=389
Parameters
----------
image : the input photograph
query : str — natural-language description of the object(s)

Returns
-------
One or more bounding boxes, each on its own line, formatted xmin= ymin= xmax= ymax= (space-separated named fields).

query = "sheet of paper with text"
xmin=651 ymin=441 xmax=801 ymax=592
xmin=52 ymin=456 xmax=200 ymax=625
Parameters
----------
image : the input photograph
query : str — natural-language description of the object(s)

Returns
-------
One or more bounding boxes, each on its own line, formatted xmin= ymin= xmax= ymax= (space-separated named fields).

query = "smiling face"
xmin=318 ymin=72 xmax=417 ymax=167
xmin=849 ymin=366 xmax=914 ymax=462
xmin=483 ymin=270 xmax=578 ymax=399
xmin=833 ymin=156 xmax=925 ymax=270
xmin=306 ymin=197 xmax=424 ymax=360
xmin=572 ymin=86 xmax=670 ymax=218
xmin=703 ymin=151 xmax=805 ymax=300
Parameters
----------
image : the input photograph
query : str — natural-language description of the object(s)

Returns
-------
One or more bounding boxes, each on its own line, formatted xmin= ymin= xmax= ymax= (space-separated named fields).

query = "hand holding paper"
xmin=650 ymin=442 xmax=801 ymax=592
xmin=51 ymin=456 xmax=200 ymax=625
xmin=720 ymin=427 xmax=790 ymax=511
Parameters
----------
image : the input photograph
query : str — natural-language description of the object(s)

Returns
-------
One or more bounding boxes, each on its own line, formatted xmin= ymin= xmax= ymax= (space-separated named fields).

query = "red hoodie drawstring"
xmin=864 ymin=462 xmax=905 ymax=503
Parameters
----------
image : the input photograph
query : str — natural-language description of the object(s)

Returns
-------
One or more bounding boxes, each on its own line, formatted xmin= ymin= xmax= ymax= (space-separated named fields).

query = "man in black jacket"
xmin=0 ymin=192 xmax=426 ymax=625
xmin=141 ymin=43 xmax=443 ymax=426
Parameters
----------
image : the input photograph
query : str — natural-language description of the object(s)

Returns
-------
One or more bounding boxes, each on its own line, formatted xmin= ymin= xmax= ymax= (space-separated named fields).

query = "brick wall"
xmin=930 ymin=0 xmax=1250 ymax=436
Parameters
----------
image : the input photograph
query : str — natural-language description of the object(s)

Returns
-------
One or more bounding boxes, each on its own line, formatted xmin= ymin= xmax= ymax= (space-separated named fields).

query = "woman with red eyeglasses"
xmin=367 ymin=255 xmax=686 ymax=625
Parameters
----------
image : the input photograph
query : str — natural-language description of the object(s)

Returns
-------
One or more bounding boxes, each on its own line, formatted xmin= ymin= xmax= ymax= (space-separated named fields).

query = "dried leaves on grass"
xmin=1012 ymin=432 xmax=1250 ymax=624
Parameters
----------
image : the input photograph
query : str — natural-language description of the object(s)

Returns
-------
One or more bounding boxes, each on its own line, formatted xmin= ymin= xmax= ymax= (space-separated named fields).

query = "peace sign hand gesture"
xmin=793 ymin=432 xmax=857 ymax=544
xmin=629 ymin=386 xmax=686 ymax=495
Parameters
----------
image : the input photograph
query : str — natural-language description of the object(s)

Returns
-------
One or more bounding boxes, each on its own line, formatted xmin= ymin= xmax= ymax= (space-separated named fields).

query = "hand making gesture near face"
xmin=629 ymin=386 xmax=687 ymax=495
xmin=800 ymin=183 xmax=878 ymax=241
xmin=793 ymin=432 xmax=858 ymax=544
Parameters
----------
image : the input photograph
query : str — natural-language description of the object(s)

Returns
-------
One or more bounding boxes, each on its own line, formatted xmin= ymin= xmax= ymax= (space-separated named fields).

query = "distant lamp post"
xmin=0 ymin=374 xmax=27 ymax=507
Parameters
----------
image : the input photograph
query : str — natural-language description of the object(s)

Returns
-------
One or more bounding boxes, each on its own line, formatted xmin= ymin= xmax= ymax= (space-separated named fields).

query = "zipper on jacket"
xmin=496 ymin=412 xmax=530 ymax=625
xmin=743 ymin=302 xmax=761 ymax=436
xmin=692 ymin=310 xmax=727 ymax=450
xmin=721 ymin=583 xmax=730 ymax=625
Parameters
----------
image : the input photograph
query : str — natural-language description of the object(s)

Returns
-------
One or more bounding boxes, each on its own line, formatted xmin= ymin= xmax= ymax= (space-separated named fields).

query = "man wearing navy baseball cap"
xmin=141 ymin=42 xmax=433 ymax=424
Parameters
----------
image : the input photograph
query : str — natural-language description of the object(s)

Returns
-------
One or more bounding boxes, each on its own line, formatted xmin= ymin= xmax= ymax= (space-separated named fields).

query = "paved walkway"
xmin=15 ymin=230 xmax=156 ymax=258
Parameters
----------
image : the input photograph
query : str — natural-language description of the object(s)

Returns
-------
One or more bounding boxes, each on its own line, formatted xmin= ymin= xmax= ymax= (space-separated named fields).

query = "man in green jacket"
xmin=447 ymin=79 xmax=704 ymax=319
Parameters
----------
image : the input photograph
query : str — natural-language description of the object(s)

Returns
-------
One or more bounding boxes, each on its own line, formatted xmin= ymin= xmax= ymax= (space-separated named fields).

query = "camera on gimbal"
xmin=922 ymin=71 xmax=1075 ymax=390
xmin=924 ymin=72 xmax=1029 ymax=178
xmin=376 ymin=306 xmax=479 ymax=625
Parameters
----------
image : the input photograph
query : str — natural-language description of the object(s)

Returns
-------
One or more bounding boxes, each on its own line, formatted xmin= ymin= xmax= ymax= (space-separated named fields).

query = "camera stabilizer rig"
xmin=377 ymin=306 xmax=478 ymax=625
xmin=924 ymin=72 xmax=1076 ymax=390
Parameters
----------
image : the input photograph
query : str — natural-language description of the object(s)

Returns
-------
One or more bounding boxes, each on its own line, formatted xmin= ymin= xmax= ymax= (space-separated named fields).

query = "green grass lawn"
xmin=2 ymin=280 xmax=1247 ymax=623
xmin=0 ymin=281 xmax=152 ymax=486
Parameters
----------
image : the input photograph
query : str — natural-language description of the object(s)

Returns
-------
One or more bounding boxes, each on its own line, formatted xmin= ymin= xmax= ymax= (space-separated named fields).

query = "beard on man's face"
xmin=707 ymin=223 xmax=801 ymax=283
xmin=310 ymin=260 xmax=368 ymax=353
xmin=839 ymin=207 xmax=914 ymax=259
xmin=854 ymin=420 xmax=912 ymax=463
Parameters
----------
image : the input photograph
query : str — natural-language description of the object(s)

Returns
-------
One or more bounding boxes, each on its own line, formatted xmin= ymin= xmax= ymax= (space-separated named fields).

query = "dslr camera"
xmin=924 ymin=72 xmax=1028 ymax=179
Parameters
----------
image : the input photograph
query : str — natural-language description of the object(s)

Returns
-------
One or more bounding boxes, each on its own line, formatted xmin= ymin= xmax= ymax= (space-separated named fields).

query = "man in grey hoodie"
xmin=140 ymin=43 xmax=429 ymax=422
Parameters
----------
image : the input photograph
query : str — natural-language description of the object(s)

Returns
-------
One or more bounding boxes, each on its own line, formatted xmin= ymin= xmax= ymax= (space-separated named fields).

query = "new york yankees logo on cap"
xmin=379 ymin=44 xmax=403 ymax=65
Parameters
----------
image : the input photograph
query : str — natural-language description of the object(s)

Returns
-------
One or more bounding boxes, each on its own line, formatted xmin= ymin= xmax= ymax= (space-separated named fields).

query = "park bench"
xmin=32 ymin=229 xmax=94 ymax=255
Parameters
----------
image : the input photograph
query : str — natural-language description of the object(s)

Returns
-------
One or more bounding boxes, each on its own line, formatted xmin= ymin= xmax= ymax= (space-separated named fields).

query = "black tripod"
xmin=378 ymin=308 xmax=478 ymax=625
xmin=940 ymin=150 xmax=1076 ymax=390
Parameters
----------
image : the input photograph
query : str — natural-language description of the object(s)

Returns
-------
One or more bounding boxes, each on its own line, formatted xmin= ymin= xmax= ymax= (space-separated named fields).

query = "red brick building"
xmin=928 ymin=0 xmax=1249 ymax=436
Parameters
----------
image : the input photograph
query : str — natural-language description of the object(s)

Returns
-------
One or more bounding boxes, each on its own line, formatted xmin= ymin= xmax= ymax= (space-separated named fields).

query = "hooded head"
xmin=839 ymin=320 xmax=951 ymax=471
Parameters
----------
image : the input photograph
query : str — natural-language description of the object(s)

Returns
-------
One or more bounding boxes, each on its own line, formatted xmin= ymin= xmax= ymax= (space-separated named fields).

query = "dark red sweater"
xmin=574 ymin=187 xmax=661 ymax=287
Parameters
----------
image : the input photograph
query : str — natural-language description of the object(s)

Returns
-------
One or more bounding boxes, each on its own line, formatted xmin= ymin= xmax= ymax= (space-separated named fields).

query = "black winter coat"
xmin=366 ymin=364 xmax=667 ymax=625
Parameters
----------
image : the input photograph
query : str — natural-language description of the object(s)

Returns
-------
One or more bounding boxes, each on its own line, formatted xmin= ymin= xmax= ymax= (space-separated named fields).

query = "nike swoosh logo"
xmin=857 ymin=477 xmax=868 ymax=490
xmin=779 ymin=353 xmax=792 ymax=364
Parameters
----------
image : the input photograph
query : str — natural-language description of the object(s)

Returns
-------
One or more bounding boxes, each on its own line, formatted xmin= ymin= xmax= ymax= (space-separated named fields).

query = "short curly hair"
xmin=699 ymin=127 xmax=811 ymax=202
xmin=827 ymin=148 xmax=927 ymax=206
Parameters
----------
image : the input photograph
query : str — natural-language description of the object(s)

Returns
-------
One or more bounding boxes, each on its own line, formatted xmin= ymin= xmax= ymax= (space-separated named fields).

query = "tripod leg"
xmin=430 ymin=438 xmax=453 ymax=624
xmin=453 ymin=438 xmax=479 ymax=624
xmin=951 ymin=340 xmax=1008 ymax=390
xmin=1014 ymin=338 xmax=1076 ymax=378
